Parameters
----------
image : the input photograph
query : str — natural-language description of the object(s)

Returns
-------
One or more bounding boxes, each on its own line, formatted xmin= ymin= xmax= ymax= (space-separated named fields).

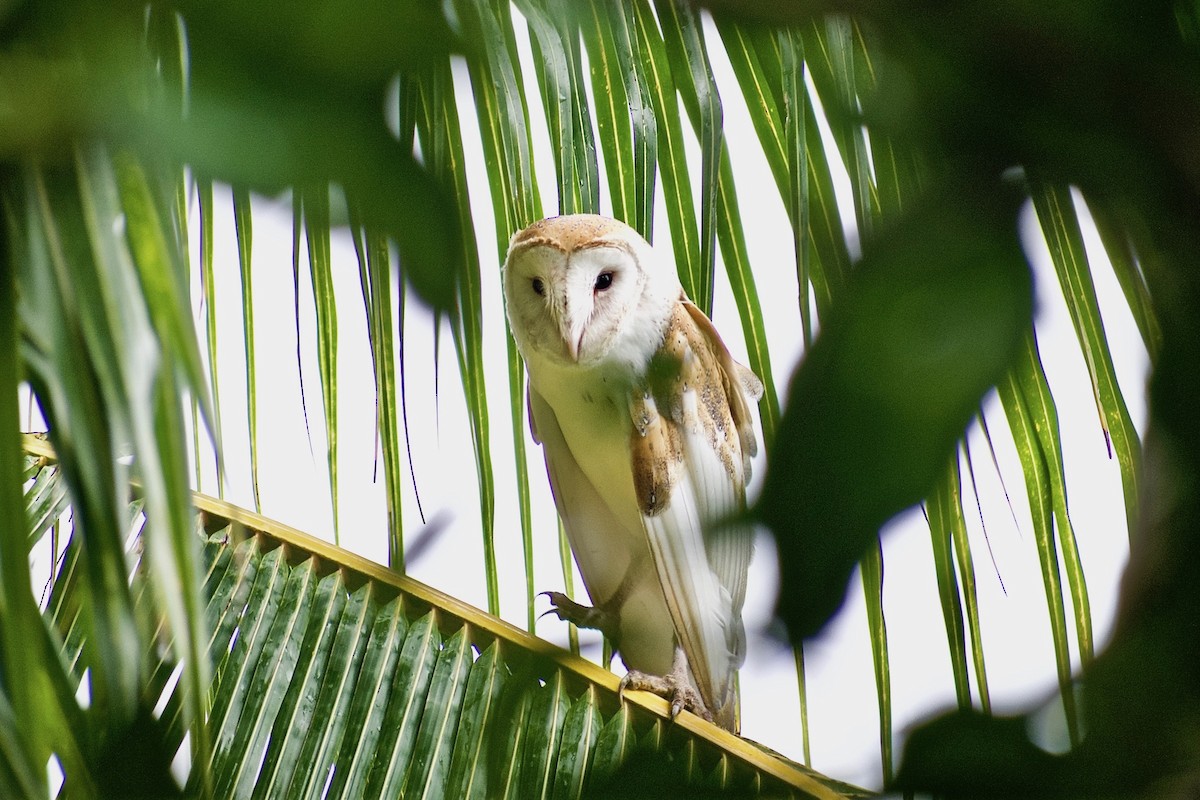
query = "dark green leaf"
xmin=515 ymin=669 xmax=570 ymax=800
xmin=445 ymin=640 xmax=510 ymax=799
xmin=250 ymin=568 xmax=348 ymax=798
xmin=287 ymin=582 xmax=376 ymax=798
xmin=325 ymin=595 xmax=409 ymax=799
xmin=216 ymin=558 xmax=317 ymax=799
xmin=894 ymin=710 xmax=1062 ymax=798
xmin=401 ymin=625 xmax=474 ymax=799
xmin=760 ymin=184 xmax=1033 ymax=638
xmin=551 ymin=686 xmax=603 ymax=800
xmin=364 ymin=611 xmax=443 ymax=798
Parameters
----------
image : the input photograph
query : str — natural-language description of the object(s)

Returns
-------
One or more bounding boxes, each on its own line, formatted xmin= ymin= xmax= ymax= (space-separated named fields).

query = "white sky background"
xmin=184 ymin=11 xmax=1148 ymax=791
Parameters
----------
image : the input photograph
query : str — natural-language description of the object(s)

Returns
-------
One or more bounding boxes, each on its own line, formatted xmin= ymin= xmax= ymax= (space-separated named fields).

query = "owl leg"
xmin=540 ymin=559 xmax=647 ymax=643
xmin=539 ymin=591 xmax=619 ymax=640
xmin=618 ymin=647 xmax=712 ymax=723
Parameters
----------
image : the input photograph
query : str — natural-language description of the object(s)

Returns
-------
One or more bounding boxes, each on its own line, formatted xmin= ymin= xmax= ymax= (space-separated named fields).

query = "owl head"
xmin=502 ymin=214 xmax=681 ymax=370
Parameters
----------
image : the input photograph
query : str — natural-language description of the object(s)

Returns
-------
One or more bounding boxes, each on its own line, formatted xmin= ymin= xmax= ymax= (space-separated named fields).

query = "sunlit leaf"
xmin=925 ymin=453 xmax=988 ymax=712
xmin=414 ymin=57 xmax=499 ymax=613
xmin=232 ymin=185 xmax=261 ymax=511
xmin=1031 ymin=182 xmax=1140 ymax=540
xmin=301 ymin=184 xmax=340 ymax=543
xmin=656 ymin=0 xmax=722 ymax=317
xmin=197 ymin=175 xmax=224 ymax=495
xmin=518 ymin=0 xmax=600 ymax=216
xmin=629 ymin=0 xmax=703 ymax=304
xmin=860 ymin=541 xmax=891 ymax=783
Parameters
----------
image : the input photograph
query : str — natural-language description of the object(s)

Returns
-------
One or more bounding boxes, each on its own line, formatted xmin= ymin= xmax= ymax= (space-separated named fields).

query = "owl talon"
xmin=540 ymin=591 xmax=617 ymax=637
xmin=618 ymin=648 xmax=713 ymax=724
xmin=619 ymin=669 xmax=712 ymax=723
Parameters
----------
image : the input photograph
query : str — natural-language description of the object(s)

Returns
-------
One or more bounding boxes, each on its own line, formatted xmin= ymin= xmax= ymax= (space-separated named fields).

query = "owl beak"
xmin=552 ymin=289 xmax=589 ymax=363
xmin=560 ymin=318 xmax=587 ymax=362
xmin=564 ymin=328 xmax=585 ymax=362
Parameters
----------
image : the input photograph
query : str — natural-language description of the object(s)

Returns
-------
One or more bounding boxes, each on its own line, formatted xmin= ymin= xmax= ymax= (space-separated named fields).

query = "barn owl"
xmin=502 ymin=214 xmax=763 ymax=732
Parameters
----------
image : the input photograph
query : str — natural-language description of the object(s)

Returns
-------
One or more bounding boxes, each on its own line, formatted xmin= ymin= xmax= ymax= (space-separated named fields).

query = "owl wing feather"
xmin=680 ymin=299 xmax=761 ymax=615
xmin=631 ymin=300 xmax=759 ymax=731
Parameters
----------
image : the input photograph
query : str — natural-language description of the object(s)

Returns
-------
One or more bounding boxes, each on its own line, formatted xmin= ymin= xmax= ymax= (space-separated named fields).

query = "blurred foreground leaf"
xmin=0 ymin=0 xmax=463 ymax=310
xmin=758 ymin=183 xmax=1032 ymax=638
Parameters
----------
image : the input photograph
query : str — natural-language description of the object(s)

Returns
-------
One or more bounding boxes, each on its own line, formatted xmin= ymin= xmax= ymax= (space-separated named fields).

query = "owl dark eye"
xmin=594 ymin=272 xmax=614 ymax=292
xmin=532 ymin=277 xmax=545 ymax=296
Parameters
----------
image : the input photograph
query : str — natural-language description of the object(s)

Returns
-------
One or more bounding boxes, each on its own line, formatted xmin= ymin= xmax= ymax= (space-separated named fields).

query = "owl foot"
xmin=540 ymin=591 xmax=618 ymax=639
xmin=619 ymin=648 xmax=713 ymax=723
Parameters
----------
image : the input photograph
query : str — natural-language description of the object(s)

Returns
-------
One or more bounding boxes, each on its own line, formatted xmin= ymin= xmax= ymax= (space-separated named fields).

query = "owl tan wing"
xmin=631 ymin=301 xmax=760 ymax=731
xmin=680 ymin=299 xmax=761 ymax=613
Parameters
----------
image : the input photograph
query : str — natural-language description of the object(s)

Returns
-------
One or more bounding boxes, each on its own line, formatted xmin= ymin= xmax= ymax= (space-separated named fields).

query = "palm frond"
xmin=2 ymin=0 xmax=1174 ymax=795
xmin=21 ymin=445 xmax=864 ymax=799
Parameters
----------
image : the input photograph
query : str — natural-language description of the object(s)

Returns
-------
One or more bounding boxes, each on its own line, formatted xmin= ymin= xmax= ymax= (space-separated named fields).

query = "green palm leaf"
xmin=1 ymin=0 xmax=1176 ymax=796
xmin=19 ymin=452 xmax=862 ymax=797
